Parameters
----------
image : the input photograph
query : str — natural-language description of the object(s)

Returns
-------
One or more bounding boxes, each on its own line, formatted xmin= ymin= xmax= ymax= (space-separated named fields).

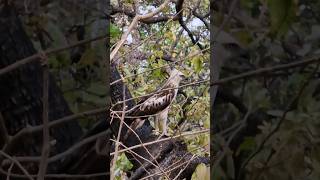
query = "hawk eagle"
xmin=131 ymin=68 xmax=185 ymax=136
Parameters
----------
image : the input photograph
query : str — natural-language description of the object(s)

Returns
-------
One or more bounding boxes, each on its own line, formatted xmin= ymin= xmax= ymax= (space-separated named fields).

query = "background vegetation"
xmin=0 ymin=0 xmax=107 ymax=179
xmin=212 ymin=0 xmax=320 ymax=179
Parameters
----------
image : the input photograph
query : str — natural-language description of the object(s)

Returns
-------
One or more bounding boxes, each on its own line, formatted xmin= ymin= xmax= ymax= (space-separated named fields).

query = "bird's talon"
xmin=153 ymin=130 xmax=160 ymax=135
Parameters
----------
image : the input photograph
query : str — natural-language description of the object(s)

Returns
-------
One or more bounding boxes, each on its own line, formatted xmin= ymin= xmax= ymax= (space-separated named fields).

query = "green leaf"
xmin=152 ymin=69 xmax=162 ymax=78
xmin=116 ymin=153 xmax=133 ymax=171
xmin=110 ymin=23 xmax=121 ymax=38
xmin=191 ymin=163 xmax=210 ymax=180
xmin=78 ymin=48 xmax=97 ymax=66
xmin=268 ymin=0 xmax=297 ymax=38
xmin=192 ymin=56 xmax=202 ymax=73
xmin=46 ymin=21 xmax=70 ymax=66
xmin=87 ymin=82 xmax=107 ymax=96
xmin=114 ymin=153 xmax=133 ymax=179
xmin=48 ymin=56 xmax=60 ymax=68
xmin=82 ymin=92 xmax=106 ymax=106
xmin=238 ymin=137 xmax=256 ymax=152
xmin=204 ymin=114 xmax=210 ymax=129
xmin=154 ymin=50 xmax=164 ymax=59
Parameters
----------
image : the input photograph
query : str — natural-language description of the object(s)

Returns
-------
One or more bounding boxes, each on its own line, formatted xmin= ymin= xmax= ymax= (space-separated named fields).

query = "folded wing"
xmin=131 ymin=88 xmax=175 ymax=116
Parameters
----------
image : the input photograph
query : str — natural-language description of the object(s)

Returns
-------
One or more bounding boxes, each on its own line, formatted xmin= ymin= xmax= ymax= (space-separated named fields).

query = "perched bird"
xmin=131 ymin=68 xmax=185 ymax=136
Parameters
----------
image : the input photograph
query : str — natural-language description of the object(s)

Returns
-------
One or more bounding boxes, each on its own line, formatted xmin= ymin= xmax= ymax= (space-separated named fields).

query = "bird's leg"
xmin=161 ymin=116 xmax=167 ymax=136
xmin=159 ymin=108 xmax=169 ymax=136
xmin=153 ymin=116 xmax=160 ymax=135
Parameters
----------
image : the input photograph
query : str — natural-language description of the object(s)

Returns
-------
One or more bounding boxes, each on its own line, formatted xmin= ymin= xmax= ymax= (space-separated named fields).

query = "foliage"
xmin=111 ymin=0 xmax=210 ymax=177
xmin=114 ymin=153 xmax=133 ymax=180
xmin=21 ymin=0 xmax=107 ymax=128
xmin=213 ymin=0 xmax=320 ymax=179
xmin=192 ymin=163 xmax=210 ymax=180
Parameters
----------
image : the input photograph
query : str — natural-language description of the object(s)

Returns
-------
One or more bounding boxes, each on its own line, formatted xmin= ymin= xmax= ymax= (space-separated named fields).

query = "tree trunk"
xmin=0 ymin=3 xmax=83 ymax=175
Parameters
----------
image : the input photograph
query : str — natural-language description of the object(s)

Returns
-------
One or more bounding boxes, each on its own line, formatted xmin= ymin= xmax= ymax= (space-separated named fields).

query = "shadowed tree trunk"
xmin=0 ymin=3 xmax=84 ymax=176
xmin=0 ymin=3 xmax=109 ymax=179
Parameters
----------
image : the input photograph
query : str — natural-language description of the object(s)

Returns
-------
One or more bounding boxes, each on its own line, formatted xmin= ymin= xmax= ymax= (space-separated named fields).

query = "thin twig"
xmin=172 ymin=154 xmax=196 ymax=180
xmin=0 ymin=34 xmax=107 ymax=77
xmin=139 ymin=155 xmax=199 ymax=180
xmin=112 ymin=112 xmax=171 ymax=179
xmin=210 ymin=54 xmax=320 ymax=88
xmin=0 ymin=113 xmax=9 ymax=146
xmin=237 ymin=63 xmax=320 ymax=179
xmin=213 ymin=109 xmax=251 ymax=170
xmin=110 ymin=139 xmax=160 ymax=172
xmin=110 ymin=0 xmax=171 ymax=61
xmin=0 ymin=167 xmax=108 ymax=179
xmin=6 ymin=162 xmax=14 ymax=180
xmin=37 ymin=54 xmax=50 ymax=180
xmin=111 ymin=79 xmax=209 ymax=111
xmin=4 ymin=131 xmax=107 ymax=164
xmin=112 ymin=7 xmax=185 ymax=63
xmin=3 ymin=107 xmax=105 ymax=153
xmin=110 ymin=129 xmax=209 ymax=155
xmin=110 ymin=82 xmax=127 ymax=179
xmin=112 ymin=53 xmax=320 ymax=112
xmin=110 ymin=47 xmax=209 ymax=85
xmin=0 ymin=151 xmax=33 ymax=180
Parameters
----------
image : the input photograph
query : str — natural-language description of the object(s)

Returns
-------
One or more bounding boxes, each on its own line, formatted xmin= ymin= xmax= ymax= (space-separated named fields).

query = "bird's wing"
xmin=131 ymin=88 xmax=175 ymax=116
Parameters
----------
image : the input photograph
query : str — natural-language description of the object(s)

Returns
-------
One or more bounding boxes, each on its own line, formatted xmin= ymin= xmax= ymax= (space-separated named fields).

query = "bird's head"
xmin=171 ymin=68 xmax=185 ymax=77
xmin=169 ymin=68 xmax=185 ymax=85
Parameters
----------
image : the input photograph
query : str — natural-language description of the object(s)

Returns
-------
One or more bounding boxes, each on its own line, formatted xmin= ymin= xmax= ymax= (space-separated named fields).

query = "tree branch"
xmin=110 ymin=0 xmax=171 ymax=61
xmin=37 ymin=56 xmax=50 ymax=180
xmin=0 ymin=34 xmax=107 ymax=77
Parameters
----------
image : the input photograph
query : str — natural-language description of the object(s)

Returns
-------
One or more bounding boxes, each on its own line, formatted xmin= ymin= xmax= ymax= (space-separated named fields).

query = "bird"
xmin=130 ymin=68 xmax=185 ymax=136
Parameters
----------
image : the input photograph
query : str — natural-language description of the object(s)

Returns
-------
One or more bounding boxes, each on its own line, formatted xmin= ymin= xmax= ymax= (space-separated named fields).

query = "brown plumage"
xmin=133 ymin=88 xmax=175 ymax=116
xmin=130 ymin=69 xmax=185 ymax=135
